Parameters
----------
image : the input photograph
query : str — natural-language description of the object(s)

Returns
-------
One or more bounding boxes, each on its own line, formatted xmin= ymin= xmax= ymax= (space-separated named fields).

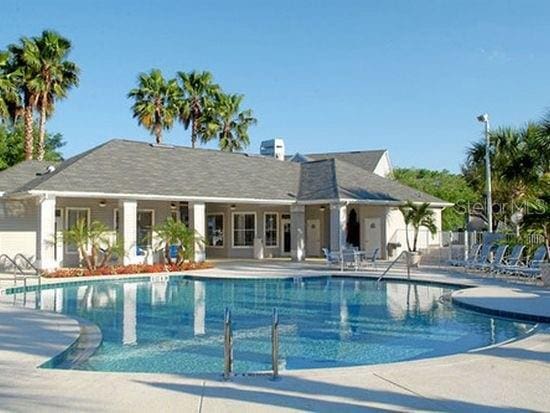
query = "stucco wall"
xmin=205 ymin=203 xmax=291 ymax=259
xmin=0 ymin=198 xmax=38 ymax=265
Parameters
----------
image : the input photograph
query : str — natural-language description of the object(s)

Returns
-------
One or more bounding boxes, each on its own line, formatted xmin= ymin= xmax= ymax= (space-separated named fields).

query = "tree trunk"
xmin=23 ymin=105 xmax=34 ymax=160
xmin=413 ymin=227 xmax=419 ymax=252
xmin=37 ymin=95 xmax=47 ymax=160
xmin=155 ymin=124 xmax=162 ymax=144
xmin=191 ymin=118 xmax=197 ymax=148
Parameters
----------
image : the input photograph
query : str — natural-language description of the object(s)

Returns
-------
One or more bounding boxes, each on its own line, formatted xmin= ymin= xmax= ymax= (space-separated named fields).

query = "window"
xmin=264 ymin=213 xmax=278 ymax=247
xmin=232 ymin=212 xmax=256 ymax=247
xmin=137 ymin=210 xmax=154 ymax=251
xmin=65 ymin=208 xmax=90 ymax=254
xmin=207 ymin=214 xmax=224 ymax=247
xmin=180 ymin=202 xmax=189 ymax=226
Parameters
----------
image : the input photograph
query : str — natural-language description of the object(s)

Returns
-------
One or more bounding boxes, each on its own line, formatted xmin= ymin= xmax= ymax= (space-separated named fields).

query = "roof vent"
xmin=46 ymin=165 xmax=56 ymax=173
xmin=150 ymin=143 xmax=175 ymax=149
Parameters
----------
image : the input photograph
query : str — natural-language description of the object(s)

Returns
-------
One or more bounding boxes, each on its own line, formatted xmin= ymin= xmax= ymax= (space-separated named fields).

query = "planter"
xmin=406 ymin=251 xmax=422 ymax=268
xmin=542 ymin=263 xmax=550 ymax=287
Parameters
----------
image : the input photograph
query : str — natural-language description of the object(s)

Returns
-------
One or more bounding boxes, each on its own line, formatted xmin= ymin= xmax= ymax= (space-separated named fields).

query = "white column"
xmin=123 ymin=283 xmax=137 ymax=346
xmin=194 ymin=281 xmax=206 ymax=336
xmin=189 ymin=202 xmax=206 ymax=262
xmin=119 ymin=200 xmax=138 ymax=265
xmin=290 ymin=205 xmax=305 ymax=261
xmin=330 ymin=203 xmax=347 ymax=252
xmin=36 ymin=195 xmax=57 ymax=270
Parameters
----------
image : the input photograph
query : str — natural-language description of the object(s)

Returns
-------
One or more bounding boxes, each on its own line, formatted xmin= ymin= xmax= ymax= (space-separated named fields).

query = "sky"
xmin=1 ymin=0 xmax=549 ymax=172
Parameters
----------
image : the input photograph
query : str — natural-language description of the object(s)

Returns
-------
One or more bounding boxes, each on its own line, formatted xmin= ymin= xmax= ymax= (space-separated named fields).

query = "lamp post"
xmin=477 ymin=113 xmax=493 ymax=233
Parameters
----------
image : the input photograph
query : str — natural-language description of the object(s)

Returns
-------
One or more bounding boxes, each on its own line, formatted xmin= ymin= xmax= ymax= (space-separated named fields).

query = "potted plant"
xmin=399 ymin=201 xmax=437 ymax=267
xmin=154 ymin=217 xmax=201 ymax=266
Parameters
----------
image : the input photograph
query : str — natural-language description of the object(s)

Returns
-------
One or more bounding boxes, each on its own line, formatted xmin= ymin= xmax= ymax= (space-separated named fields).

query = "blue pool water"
xmin=9 ymin=276 xmax=533 ymax=374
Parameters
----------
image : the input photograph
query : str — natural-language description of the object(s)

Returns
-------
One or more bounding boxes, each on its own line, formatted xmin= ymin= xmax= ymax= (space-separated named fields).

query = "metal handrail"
xmin=0 ymin=254 xmax=26 ymax=276
xmin=223 ymin=307 xmax=233 ymax=380
xmin=271 ymin=308 xmax=280 ymax=380
xmin=13 ymin=254 xmax=42 ymax=276
xmin=377 ymin=250 xmax=411 ymax=282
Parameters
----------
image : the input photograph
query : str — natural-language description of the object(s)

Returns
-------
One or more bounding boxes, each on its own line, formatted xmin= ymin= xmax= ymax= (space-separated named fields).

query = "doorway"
xmin=346 ymin=209 xmax=360 ymax=248
xmin=363 ymin=218 xmax=382 ymax=253
xmin=281 ymin=217 xmax=291 ymax=255
xmin=306 ymin=219 xmax=321 ymax=257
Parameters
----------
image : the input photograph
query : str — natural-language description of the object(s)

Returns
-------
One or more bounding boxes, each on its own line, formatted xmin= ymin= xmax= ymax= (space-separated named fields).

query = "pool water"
xmin=9 ymin=276 xmax=533 ymax=374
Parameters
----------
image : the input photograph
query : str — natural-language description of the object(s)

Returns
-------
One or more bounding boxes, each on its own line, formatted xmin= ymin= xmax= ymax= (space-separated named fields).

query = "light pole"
xmin=477 ymin=113 xmax=493 ymax=233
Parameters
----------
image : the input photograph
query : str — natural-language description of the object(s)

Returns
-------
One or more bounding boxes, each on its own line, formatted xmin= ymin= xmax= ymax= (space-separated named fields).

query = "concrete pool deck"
xmin=0 ymin=260 xmax=549 ymax=412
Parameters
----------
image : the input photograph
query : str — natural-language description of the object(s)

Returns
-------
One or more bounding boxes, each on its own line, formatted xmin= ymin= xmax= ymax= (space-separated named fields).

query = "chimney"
xmin=260 ymin=138 xmax=285 ymax=161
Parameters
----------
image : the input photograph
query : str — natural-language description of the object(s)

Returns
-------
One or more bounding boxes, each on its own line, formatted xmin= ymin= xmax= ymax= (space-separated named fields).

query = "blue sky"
xmin=2 ymin=1 xmax=549 ymax=172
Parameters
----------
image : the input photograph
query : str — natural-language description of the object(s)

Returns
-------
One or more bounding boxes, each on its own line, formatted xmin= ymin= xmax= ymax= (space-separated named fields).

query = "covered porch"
xmin=29 ymin=194 xmax=441 ymax=270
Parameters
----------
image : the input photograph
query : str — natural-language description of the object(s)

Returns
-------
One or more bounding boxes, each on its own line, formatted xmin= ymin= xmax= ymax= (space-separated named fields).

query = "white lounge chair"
xmin=322 ymin=248 xmax=341 ymax=266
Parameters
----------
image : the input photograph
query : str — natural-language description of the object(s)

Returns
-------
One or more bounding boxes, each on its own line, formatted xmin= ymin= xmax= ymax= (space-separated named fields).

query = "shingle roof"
xmin=298 ymin=159 xmax=446 ymax=204
xmin=290 ymin=150 xmax=387 ymax=172
xmin=10 ymin=139 xmax=302 ymax=201
xmin=0 ymin=160 xmax=56 ymax=193
xmin=1 ymin=139 xmax=448 ymax=205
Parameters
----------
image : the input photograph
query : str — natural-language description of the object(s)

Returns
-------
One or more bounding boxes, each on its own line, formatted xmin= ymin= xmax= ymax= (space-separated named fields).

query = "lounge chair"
xmin=465 ymin=243 xmax=494 ymax=270
xmin=475 ymin=244 xmax=507 ymax=272
xmin=448 ymin=243 xmax=480 ymax=267
xmin=493 ymin=244 xmax=525 ymax=274
xmin=507 ymin=245 xmax=548 ymax=279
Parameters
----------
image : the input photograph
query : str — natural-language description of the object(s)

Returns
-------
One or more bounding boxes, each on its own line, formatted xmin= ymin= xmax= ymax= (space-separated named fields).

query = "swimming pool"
xmin=7 ymin=276 xmax=533 ymax=374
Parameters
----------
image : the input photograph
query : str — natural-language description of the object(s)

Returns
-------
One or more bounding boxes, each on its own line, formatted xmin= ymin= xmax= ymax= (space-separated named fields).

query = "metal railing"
xmin=377 ymin=250 xmax=411 ymax=282
xmin=13 ymin=254 xmax=41 ymax=275
xmin=222 ymin=307 xmax=281 ymax=380
xmin=223 ymin=307 xmax=233 ymax=380
xmin=0 ymin=254 xmax=42 ymax=289
xmin=271 ymin=308 xmax=280 ymax=380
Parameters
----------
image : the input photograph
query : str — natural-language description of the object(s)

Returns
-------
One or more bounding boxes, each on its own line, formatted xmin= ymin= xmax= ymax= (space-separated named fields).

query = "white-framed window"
xmin=137 ymin=209 xmax=154 ymax=251
xmin=207 ymin=213 xmax=224 ymax=247
xmin=65 ymin=207 xmax=91 ymax=254
xmin=264 ymin=212 xmax=279 ymax=247
xmin=232 ymin=212 xmax=256 ymax=248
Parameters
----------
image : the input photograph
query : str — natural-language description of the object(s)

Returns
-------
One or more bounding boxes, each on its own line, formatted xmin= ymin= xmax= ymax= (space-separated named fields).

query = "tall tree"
xmin=0 ymin=51 xmax=21 ymax=122
xmin=30 ymin=31 xmax=80 ymax=160
xmin=462 ymin=123 xmax=546 ymax=230
xmin=128 ymin=69 xmax=181 ymax=144
xmin=393 ymin=168 xmax=478 ymax=230
xmin=176 ymin=70 xmax=219 ymax=148
xmin=7 ymin=37 xmax=40 ymax=160
xmin=202 ymin=93 xmax=257 ymax=152
xmin=0 ymin=120 xmax=65 ymax=170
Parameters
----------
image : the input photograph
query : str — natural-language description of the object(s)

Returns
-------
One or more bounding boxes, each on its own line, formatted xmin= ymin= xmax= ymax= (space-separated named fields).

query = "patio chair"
xmin=474 ymin=244 xmax=508 ymax=272
xmin=358 ymin=248 xmax=380 ymax=270
xmin=342 ymin=248 xmax=359 ymax=271
xmin=493 ymin=244 xmax=525 ymax=274
xmin=506 ymin=245 xmax=548 ymax=279
xmin=448 ymin=243 xmax=480 ymax=267
xmin=465 ymin=242 xmax=495 ymax=270
xmin=322 ymin=248 xmax=341 ymax=267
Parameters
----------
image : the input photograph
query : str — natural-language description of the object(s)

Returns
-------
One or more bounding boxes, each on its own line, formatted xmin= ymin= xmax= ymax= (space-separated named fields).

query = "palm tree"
xmin=399 ymin=201 xmax=437 ymax=252
xmin=128 ymin=69 xmax=181 ymax=144
xmin=0 ymin=51 xmax=21 ymax=123
xmin=7 ymin=37 xmax=40 ymax=160
xmin=154 ymin=217 xmax=198 ymax=265
xmin=202 ymin=93 xmax=257 ymax=152
xmin=176 ymin=70 xmax=219 ymax=148
xmin=30 ymin=31 xmax=80 ymax=160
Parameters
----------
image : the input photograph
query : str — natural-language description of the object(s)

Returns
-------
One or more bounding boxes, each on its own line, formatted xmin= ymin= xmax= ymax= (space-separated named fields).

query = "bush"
xmin=43 ymin=261 xmax=213 ymax=278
